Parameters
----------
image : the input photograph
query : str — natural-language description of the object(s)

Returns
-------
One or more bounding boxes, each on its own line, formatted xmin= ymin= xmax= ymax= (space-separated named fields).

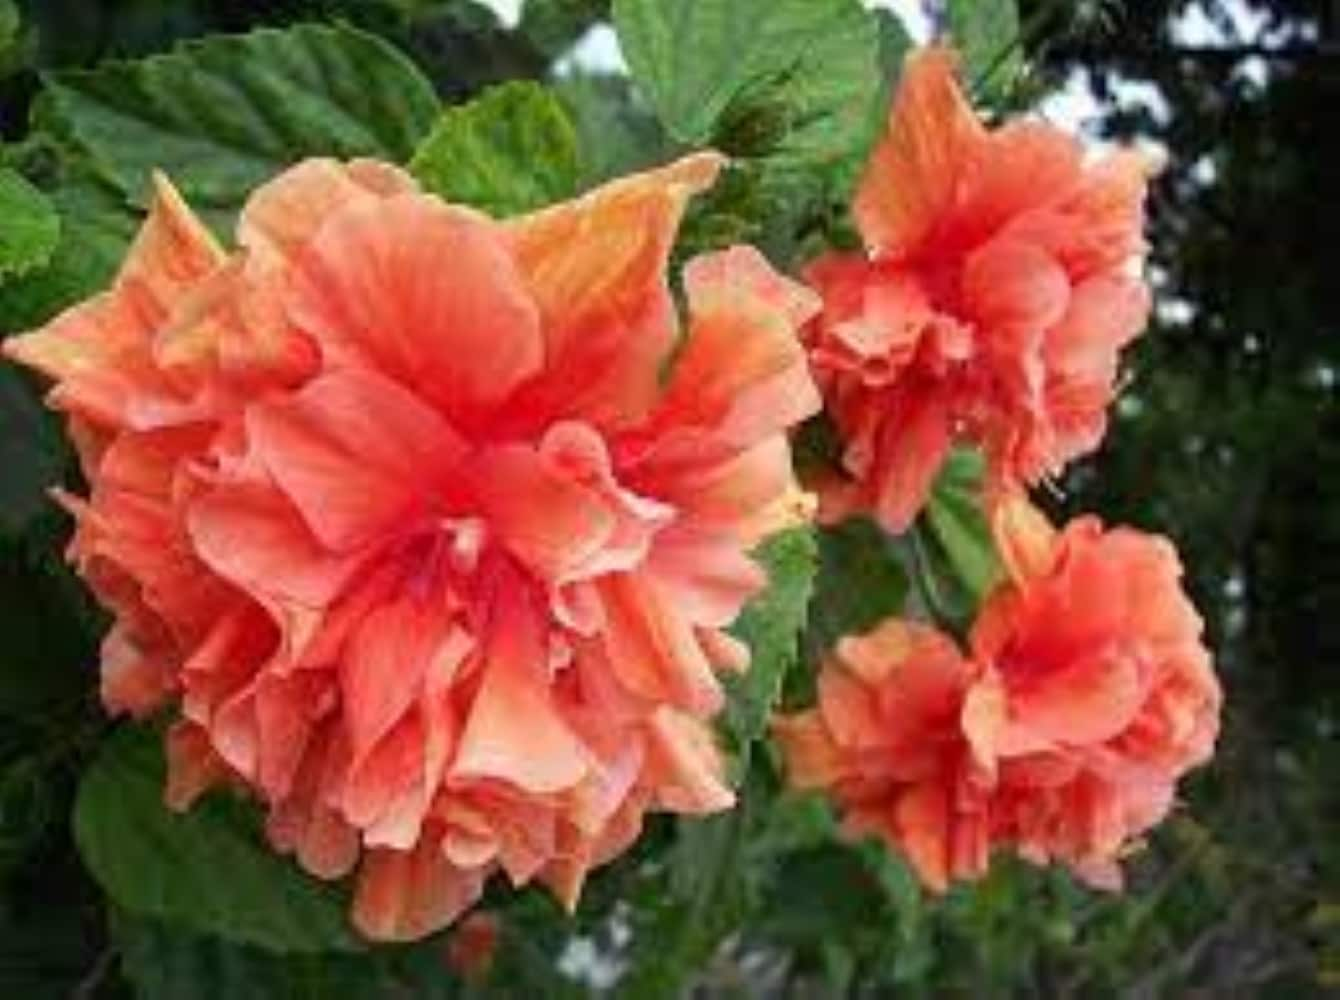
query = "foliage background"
xmin=0 ymin=0 xmax=1336 ymax=995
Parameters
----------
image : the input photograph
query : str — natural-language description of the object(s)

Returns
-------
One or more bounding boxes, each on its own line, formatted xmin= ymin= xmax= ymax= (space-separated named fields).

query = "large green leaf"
xmin=613 ymin=0 xmax=883 ymax=173
xmin=723 ymin=527 xmax=817 ymax=769
xmin=0 ymin=168 xmax=59 ymax=280
xmin=947 ymin=0 xmax=1023 ymax=100
xmin=41 ymin=23 xmax=438 ymax=217
xmin=75 ymin=726 xmax=361 ymax=954
xmin=409 ymin=81 xmax=578 ymax=217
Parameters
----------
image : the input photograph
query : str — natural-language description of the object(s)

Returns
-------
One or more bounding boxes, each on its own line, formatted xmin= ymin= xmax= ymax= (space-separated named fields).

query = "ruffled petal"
xmin=238 ymin=157 xmax=417 ymax=265
xmin=853 ymin=47 xmax=985 ymax=259
xmin=500 ymin=153 xmax=724 ymax=431
xmin=451 ymin=593 xmax=589 ymax=794
xmin=287 ymin=194 xmax=543 ymax=430
xmin=247 ymin=368 xmax=469 ymax=551
xmin=654 ymin=246 xmax=821 ymax=450
xmin=352 ymin=843 xmax=486 ymax=942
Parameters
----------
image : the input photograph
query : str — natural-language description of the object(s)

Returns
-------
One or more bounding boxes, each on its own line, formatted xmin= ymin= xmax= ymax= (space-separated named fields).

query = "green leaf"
xmin=0 ymin=366 xmax=65 ymax=535
xmin=874 ymin=7 xmax=913 ymax=94
xmin=409 ymin=81 xmax=579 ymax=217
xmin=112 ymin=912 xmax=458 ymax=1000
xmin=620 ymin=781 xmax=759 ymax=996
xmin=807 ymin=518 xmax=911 ymax=653
xmin=947 ymin=0 xmax=1023 ymax=100
xmin=0 ymin=148 xmax=139 ymax=330
xmin=0 ymin=168 xmax=59 ymax=280
xmin=613 ymin=0 xmax=883 ymax=173
xmin=723 ymin=527 xmax=817 ymax=768
xmin=556 ymin=73 xmax=671 ymax=185
xmin=75 ymin=726 xmax=361 ymax=955
xmin=41 ymin=23 xmax=438 ymax=218
xmin=924 ymin=448 xmax=1002 ymax=604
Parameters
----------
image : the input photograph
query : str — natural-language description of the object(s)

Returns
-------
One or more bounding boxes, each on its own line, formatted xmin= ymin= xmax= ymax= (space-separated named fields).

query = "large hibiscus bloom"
xmin=6 ymin=153 xmax=822 ymax=940
xmin=774 ymin=497 xmax=1220 ymax=891
xmin=805 ymin=47 xmax=1153 ymax=532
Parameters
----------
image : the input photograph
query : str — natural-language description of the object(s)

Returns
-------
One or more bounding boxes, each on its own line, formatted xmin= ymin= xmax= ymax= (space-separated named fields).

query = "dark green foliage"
xmin=41 ymin=23 xmax=439 ymax=216
xmin=113 ymin=912 xmax=462 ymax=1000
xmin=76 ymin=727 xmax=362 ymax=953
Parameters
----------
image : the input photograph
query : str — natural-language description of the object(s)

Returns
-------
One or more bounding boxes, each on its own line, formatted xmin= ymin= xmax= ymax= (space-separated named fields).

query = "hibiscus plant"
xmin=0 ymin=0 xmax=1224 ymax=996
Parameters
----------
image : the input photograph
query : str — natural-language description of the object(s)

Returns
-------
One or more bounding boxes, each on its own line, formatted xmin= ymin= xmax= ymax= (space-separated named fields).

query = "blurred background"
xmin=0 ymin=0 xmax=1336 ymax=995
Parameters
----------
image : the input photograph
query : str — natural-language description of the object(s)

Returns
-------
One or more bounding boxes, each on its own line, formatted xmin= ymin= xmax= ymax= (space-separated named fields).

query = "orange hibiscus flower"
xmin=5 ymin=154 xmax=821 ymax=940
xmin=775 ymin=497 xmax=1220 ymax=891
xmin=805 ymin=47 xmax=1154 ymax=532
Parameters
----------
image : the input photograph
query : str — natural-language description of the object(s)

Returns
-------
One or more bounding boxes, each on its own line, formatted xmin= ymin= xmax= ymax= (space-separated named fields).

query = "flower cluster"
xmin=775 ymin=496 xmax=1221 ymax=890
xmin=806 ymin=47 xmax=1154 ymax=532
xmin=6 ymin=155 xmax=821 ymax=939
xmin=6 ymin=37 xmax=1221 ymax=942
xmin=776 ymin=45 xmax=1219 ymax=894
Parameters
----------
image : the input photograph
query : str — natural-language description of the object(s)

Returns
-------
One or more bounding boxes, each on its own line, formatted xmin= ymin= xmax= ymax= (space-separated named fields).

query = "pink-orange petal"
xmin=287 ymin=193 xmax=543 ymax=431
xmin=352 ymin=843 xmax=486 ymax=942
xmin=451 ymin=594 xmax=589 ymax=794
xmin=500 ymin=153 xmax=725 ymax=432
xmin=238 ymin=157 xmax=417 ymax=265
xmin=247 ymin=368 xmax=469 ymax=551
xmin=853 ymin=46 xmax=985 ymax=259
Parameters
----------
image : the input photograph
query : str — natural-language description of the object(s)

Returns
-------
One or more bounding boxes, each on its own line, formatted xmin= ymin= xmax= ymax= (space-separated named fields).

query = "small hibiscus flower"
xmin=775 ymin=496 xmax=1220 ymax=891
xmin=805 ymin=46 xmax=1154 ymax=532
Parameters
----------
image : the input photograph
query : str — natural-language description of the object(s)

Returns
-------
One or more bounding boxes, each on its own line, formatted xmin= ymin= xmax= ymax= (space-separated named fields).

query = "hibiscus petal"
xmin=642 ymin=523 xmax=765 ymax=628
xmin=100 ymin=625 xmax=175 ymax=718
xmin=655 ymin=246 xmax=821 ymax=450
xmin=248 ymin=368 xmax=469 ymax=551
xmin=164 ymin=720 xmax=229 ymax=811
xmin=868 ymin=391 xmax=952 ymax=534
xmin=961 ymin=238 xmax=1070 ymax=396
xmin=4 ymin=173 xmax=223 ymax=428
xmin=341 ymin=597 xmax=463 ymax=764
xmin=1010 ymin=647 xmax=1146 ymax=748
xmin=470 ymin=444 xmax=615 ymax=584
xmin=647 ymin=708 xmax=734 ymax=813
xmin=451 ymin=595 xmax=588 ymax=794
xmin=238 ymin=157 xmax=416 ymax=265
xmin=342 ymin=712 xmax=426 ymax=830
xmin=287 ymin=194 xmax=543 ymax=430
xmin=189 ymin=480 xmax=366 ymax=609
xmin=352 ymin=843 xmax=486 ymax=942
xmin=818 ymin=667 xmax=884 ymax=749
xmin=501 ymin=153 xmax=724 ymax=431
xmin=854 ymin=47 xmax=985 ymax=259
xmin=1044 ymin=273 xmax=1150 ymax=379
xmin=894 ymin=781 xmax=952 ymax=893
xmin=773 ymin=711 xmax=848 ymax=788
xmin=598 ymin=570 xmax=724 ymax=714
